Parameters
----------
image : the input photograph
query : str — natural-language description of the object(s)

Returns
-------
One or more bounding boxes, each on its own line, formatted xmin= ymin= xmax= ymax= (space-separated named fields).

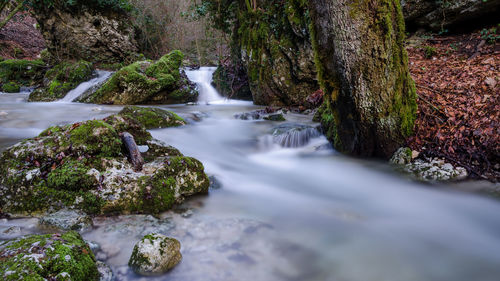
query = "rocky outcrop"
xmin=0 ymin=231 xmax=99 ymax=280
xmin=212 ymin=62 xmax=252 ymax=100
xmin=0 ymin=59 xmax=46 ymax=92
xmin=238 ymin=0 xmax=318 ymax=107
xmin=402 ymin=0 xmax=500 ymax=31
xmin=0 ymin=106 xmax=209 ymax=216
xmin=78 ymin=51 xmax=198 ymax=105
xmin=32 ymin=0 xmax=139 ymax=63
xmin=128 ymin=233 xmax=182 ymax=276
xmin=28 ymin=60 xmax=94 ymax=101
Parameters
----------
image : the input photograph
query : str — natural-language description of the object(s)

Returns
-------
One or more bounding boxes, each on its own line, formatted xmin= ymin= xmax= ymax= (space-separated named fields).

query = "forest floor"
xmin=406 ymin=27 xmax=499 ymax=182
xmin=0 ymin=13 xmax=45 ymax=59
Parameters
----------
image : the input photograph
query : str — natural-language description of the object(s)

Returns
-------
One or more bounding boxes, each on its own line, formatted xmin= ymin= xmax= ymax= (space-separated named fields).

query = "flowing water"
xmin=1 ymin=68 xmax=500 ymax=281
xmin=59 ymin=70 xmax=113 ymax=102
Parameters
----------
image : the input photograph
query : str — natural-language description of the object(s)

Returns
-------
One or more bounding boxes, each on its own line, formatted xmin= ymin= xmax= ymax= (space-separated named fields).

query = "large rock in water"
xmin=0 ymin=231 xmax=99 ymax=281
xmin=28 ymin=60 xmax=94 ymax=102
xmin=32 ymin=0 xmax=139 ymax=63
xmin=128 ymin=233 xmax=182 ymax=276
xmin=77 ymin=51 xmax=198 ymax=105
xmin=402 ymin=0 xmax=500 ymax=31
xmin=0 ymin=106 xmax=209 ymax=215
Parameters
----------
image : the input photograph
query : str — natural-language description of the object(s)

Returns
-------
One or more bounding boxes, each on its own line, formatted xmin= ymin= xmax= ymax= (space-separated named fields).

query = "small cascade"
xmin=185 ymin=67 xmax=224 ymax=103
xmin=58 ymin=70 xmax=112 ymax=102
xmin=259 ymin=123 xmax=323 ymax=149
xmin=273 ymin=126 xmax=322 ymax=148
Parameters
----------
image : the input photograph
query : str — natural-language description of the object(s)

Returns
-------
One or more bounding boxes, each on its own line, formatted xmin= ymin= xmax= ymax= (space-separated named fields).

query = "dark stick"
xmin=120 ymin=132 xmax=144 ymax=172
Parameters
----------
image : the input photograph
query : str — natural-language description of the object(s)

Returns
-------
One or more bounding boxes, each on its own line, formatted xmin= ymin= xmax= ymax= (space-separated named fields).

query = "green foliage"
xmin=423 ymin=45 xmax=437 ymax=59
xmin=2 ymin=81 xmax=20 ymax=92
xmin=480 ymin=25 xmax=500 ymax=44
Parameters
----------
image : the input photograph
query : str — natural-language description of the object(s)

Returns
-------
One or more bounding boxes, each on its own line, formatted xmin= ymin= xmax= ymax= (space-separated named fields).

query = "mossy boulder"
xmin=118 ymin=106 xmax=186 ymax=129
xmin=0 ymin=107 xmax=208 ymax=216
xmin=1 ymin=82 xmax=21 ymax=93
xmin=28 ymin=60 xmax=94 ymax=102
xmin=0 ymin=59 xmax=46 ymax=91
xmin=128 ymin=233 xmax=182 ymax=276
xmin=78 ymin=50 xmax=198 ymax=105
xmin=0 ymin=231 xmax=99 ymax=281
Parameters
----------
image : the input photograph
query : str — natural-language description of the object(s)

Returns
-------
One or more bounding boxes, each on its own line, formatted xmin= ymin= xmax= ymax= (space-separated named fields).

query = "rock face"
xmin=0 ymin=231 xmax=99 ymax=281
xmin=128 ymin=233 xmax=182 ymax=276
xmin=28 ymin=60 xmax=94 ymax=102
xmin=402 ymin=0 xmax=500 ymax=31
xmin=32 ymin=0 xmax=139 ymax=63
xmin=308 ymin=0 xmax=417 ymax=158
xmin=78 ymin=51 xmax=198 ymax=105
xmin=0 ymin=106 xmax=209 ymax=215
xmin=212 ymin=62 xmax=252 ymax=101
xmin=239 ymin=0 xmax=318 ymax=107
xmin=0 ymin=59 xmax=46 ymax=92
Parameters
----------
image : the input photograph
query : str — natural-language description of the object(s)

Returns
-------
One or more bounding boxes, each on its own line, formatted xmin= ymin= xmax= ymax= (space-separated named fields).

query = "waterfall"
xmin=58 ymin=70 xmax=112 ymax=102
xmin=259 ymin=124 xmax=323 ymax=149
xmin=184 ymin=67 xmax=224 ymax=103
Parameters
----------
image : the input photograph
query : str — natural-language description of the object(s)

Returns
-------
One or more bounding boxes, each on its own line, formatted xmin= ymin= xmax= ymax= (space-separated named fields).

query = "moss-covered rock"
xmin=28 ymin=60 xmax=94 ymax=102
xmin=118 ymin=106 xmax=186 ymax=129
xmin=0 ymin=108 xmax=208 ymax=216
xmin=0 ymin=231 xmax=99 ymax=281
xmin=0 ymin=59 xmax=46 ymax=90
xmin=128 ymin=233 xmax=182 ymax=276
xmin=1 ymin=82 xmax=20 ymax=93
xmin=78 ymin=51 xmax=198 ymax=105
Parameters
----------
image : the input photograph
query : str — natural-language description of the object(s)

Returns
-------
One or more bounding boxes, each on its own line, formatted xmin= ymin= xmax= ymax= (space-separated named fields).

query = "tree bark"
xmin=308 ymin=0 xmax=417 ymax=158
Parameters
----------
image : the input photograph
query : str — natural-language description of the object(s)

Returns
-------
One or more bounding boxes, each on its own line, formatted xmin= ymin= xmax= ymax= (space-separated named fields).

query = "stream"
xmin=1 ymin=67 xmax=500 ymax=281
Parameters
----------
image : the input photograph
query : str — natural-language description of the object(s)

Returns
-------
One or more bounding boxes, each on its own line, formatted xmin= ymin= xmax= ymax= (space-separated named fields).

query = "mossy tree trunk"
xmin=308 ymin=0 xmax=417 ymax=158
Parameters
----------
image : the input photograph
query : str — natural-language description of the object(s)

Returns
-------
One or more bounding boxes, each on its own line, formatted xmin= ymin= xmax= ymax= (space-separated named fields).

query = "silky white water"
xmin=185 ymin=67 xmax=225 ymax=103
xmin=59 ymin=70 xmax=112 ymax=102
xmin=1 ymin=68 xmax=500 ymax=281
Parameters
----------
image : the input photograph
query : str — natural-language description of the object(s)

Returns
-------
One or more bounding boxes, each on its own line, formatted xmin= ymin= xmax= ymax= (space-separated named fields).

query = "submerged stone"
xmin=0 ymin=231 xmax=99 ymax=281
xmin=39 ymin=209 xmax=93 ymax=231
xmin=390 ymin=148 xmax=468 ymax=181
xmin=0 ymin=107 xmax=209 ymax=216
xmin=128 ymin=233 xmax=182 ymax=276
xmin=78 ymin=51 xmax=198 ymax=105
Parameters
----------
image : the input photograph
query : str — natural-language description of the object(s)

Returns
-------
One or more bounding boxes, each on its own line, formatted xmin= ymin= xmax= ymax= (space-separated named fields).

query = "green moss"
xmin=0 ymin=231 xmax=99 ymax=281
xmin=117 ymin=106 xmax=186 ymax=129
xmin=2 ymin=81 xmax=20 ymax=93
xmin=69 ymin=120 xmax=122 ymax=157
xmin=47 ymin=160 xmax=97 ymax=191
xmin=82 ymin=50 xmax=195 ymax=105
xmin=28 ymin=60 xmax=94 ymax=102
xmin=0 ymin=59 xmax=46 ymax=87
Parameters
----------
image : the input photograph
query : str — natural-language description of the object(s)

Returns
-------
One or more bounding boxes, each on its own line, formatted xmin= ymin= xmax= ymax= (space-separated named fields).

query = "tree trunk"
xmin=308 ymin=0 xmax=417 ymax=158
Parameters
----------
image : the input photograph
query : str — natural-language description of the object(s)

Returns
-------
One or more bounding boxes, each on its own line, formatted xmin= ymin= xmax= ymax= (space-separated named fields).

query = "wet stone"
xmin=39 ymin=209 xmax=93 ymax=231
